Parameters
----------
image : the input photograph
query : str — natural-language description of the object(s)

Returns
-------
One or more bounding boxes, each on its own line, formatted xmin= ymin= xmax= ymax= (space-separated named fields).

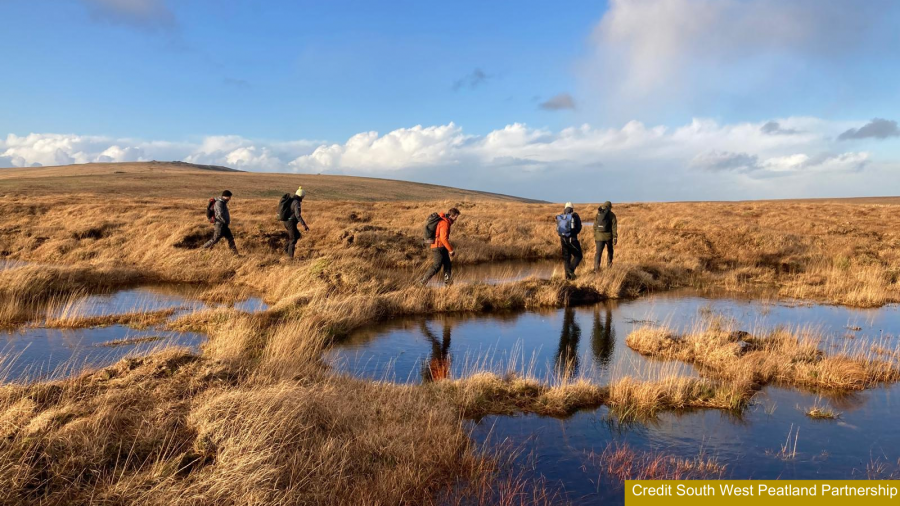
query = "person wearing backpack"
xmin=202 ymin=190 xmax=239 ymax=254
xmin=419 ymin=208 xmax=461 ymax=286
xmin=279 ymin=186 xmax=309 ymax=259
xmin=556 ymin=202 xmax=583 ymax=280
xmin=593 ymin=201 xmax=618 ymax=271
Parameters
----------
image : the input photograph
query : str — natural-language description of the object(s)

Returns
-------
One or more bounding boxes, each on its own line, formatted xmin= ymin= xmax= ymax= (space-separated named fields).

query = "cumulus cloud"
xmin=539 ymin=93 xmax=576 ymax=111
xmin=451 ymin=69 xmax=491 ymax=91
xmin=838 ymin=118 xmax=900 ymax=141
xmin=582 ymin=0 xmax=898 ymax=119
xmin=0 ymin=116 xmax=885 ymax=200
xmin=80 ymin=0 xmax=176 ymax=31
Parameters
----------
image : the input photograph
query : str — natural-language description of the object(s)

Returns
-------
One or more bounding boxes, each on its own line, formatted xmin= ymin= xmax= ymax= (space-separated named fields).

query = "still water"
xmin=329 ymin=292 xmax=900 ymax=504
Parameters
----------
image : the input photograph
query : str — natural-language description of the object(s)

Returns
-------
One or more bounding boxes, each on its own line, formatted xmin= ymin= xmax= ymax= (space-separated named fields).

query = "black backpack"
xmin=595 ymin=210 xmax=611 ymax=233
xmin=278 ymin=194 xmax=293 ymax=221
xmin=206 ymin=198 xmax=216 ymax=223
xmin=423 ymin=212 xmax=442 ymax=244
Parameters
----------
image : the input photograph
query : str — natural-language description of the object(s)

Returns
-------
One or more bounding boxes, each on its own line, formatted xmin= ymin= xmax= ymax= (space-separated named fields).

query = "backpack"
xmin=423 ymin=212 xmax=442 ymax=244
xmin=595 ymin=211 xmax=611 ymax=233
xmin=556 ymin=214 xmax=574 ymax=237
xmin=278 ymin=194 xmax=293 ymax=221
xmin=206 ymin=198 xmax=216 ymax=223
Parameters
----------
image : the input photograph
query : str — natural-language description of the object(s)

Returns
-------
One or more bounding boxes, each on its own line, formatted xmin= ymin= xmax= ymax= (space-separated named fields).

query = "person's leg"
xmin=441 ymin=248 xmax=452 ymax=285
xmin=222 ymin=225 xmax=238 ymax=254
xmin=570 ymin=237 xmax=583 ymax=273
xmin=594 ymin=240 xmax=602 ymax=271
xmin=561 ymin=238 xmax=574 ymax=279
xmin=284 ymin=221 xmax=299 ymax=258
xmin=606 ymin=241 xmax=614 ymax=266
xmin=202 ymin=223 xmax=223 ymax=249
xmin=421 ymin=248 xmax=444 ymax=284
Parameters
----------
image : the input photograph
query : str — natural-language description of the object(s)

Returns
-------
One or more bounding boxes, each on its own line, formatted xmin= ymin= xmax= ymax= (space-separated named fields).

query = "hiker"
xmin=421 ymin=320 xmax=452 ymax=382
xmin=279 ymin=186 xmax=310 ymax=258
xmin=593 ymin=201 xmax=618 ymax=270
xmin=556 ymin=202 xmax=583 ymax=280
xmin=202 ymin=190 xmax=239 ymax=254
xmin=556 ymin=307 xmax=581 ymax=377
xmin=420 ymin=208 xmax=461 ymax=286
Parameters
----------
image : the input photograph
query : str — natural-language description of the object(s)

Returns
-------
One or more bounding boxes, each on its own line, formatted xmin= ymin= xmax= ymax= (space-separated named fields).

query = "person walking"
xmin=202 ymin=190 xmax=239 ymax=254
xmin=420 ymin=208 xmax=461 ymax=286
xmin=593 ymin=201 xmax=618 ymax=270
xmin=556 ymin=202 xmax=583 ymax=280
xmin=281 ymin=186 xmax=309 ymax=258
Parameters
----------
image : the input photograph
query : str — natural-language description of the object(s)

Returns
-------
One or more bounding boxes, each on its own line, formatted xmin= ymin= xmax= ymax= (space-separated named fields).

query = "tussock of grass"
xmin=607 ymin=376 xmax=750 ymax=420
xmin=433 ymin=372 xmax=608 ymax=418
xmin=626 ymin=321 xmax=900 ymax=393
xmin=805 ymin=404 xmax=840 ymax=420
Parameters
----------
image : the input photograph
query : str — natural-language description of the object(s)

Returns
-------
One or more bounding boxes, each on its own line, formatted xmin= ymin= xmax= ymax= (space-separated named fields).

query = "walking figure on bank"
xmin=278 ymin=186 xmax=310 ymax=259
xmin=203 ymin=190 xmax=239 ymax=255
xmin=593 ymin=201 xmax=617 ymax=271
xmin=556 ymin=202 xmax=583 ymax=280
xmin=420 ymin=208 xmax=461 ymax=286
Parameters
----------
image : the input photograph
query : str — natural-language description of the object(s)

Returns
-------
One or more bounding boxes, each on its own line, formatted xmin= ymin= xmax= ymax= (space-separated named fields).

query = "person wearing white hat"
xmin=555 ymin=202 xmax=583 ymax=280
xmin=281 ymin=186 xmax=310 ymax=258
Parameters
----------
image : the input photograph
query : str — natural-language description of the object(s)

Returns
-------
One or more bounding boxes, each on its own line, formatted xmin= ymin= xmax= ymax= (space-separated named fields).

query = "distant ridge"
xmin=0 ymin=161 xmax=544 ymax=203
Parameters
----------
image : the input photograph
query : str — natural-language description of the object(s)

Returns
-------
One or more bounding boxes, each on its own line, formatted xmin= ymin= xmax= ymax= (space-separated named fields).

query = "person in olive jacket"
xmin=593 ymin=201 xmax=617 ymax=270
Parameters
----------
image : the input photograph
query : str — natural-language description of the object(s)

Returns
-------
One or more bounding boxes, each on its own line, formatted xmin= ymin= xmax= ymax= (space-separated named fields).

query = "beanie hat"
xmin=222 ymin=190 xmax=232 ymax=197
xmin=296 ymin=186 xmax=306 ymax=198
xmin=564 ymin=202 xmax=573 ymax=209
xmin=603 ymin=201 xmax=612 ymax=209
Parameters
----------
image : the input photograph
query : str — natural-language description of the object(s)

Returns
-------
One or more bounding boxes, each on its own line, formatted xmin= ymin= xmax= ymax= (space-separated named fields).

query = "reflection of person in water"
xmin=421 ymin=320 xmax=452 ymax=382
xmin=555 ymin=307 xmax=581 ymax=377
xmin=591 ymin=305 xmax=615 ymax=368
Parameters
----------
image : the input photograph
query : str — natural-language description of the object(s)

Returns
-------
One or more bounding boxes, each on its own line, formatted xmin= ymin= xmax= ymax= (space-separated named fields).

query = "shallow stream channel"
xmin=329 ymin=291 xmax=900 ymax=504
xmin=1 ymin=285 xmax=268 ymax=382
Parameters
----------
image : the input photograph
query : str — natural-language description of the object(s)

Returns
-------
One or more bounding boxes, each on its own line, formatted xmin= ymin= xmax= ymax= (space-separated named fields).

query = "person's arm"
xmin=437 ymin=221 xmax=454 ymax=252
xmin=574 ymin=213 xmax=582 ymax=235
xmin=293 ymin=200 xmax=309 ymax=230
xmin=612 ymin=214 xmax=618 ymax=244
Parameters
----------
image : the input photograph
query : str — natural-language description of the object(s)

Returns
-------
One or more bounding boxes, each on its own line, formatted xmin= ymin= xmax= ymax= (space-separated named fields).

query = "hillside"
xmin=0 ymin=161 xmax=542 ymax=202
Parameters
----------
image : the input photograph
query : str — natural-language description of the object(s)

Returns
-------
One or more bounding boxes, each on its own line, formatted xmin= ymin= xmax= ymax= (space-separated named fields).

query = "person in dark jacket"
xmin=283 ymin=186 xmax=310 ymax=258
xmin=593 ymin=201 xmax=618 ymax=270
xmin=556 ymin=202 xmax=583 ymax=280
xmin=420 ymin=208 xmax=461 ymax=286
xmin=202 ymin=190 xmax=238 ymax=254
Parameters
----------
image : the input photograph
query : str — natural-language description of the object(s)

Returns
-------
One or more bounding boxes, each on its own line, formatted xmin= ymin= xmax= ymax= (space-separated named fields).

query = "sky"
xmin=1 ymin=0 xmax=899 ymax=202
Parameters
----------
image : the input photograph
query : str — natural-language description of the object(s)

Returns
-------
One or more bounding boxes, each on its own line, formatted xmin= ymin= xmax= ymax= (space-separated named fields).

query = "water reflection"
xmin=420 ymin=320 xmax=452 ymax=383
xmin=591 ymin=305 xmax=615 ymax=368
xmin=556 ymin=308 xmax=581 ymax=377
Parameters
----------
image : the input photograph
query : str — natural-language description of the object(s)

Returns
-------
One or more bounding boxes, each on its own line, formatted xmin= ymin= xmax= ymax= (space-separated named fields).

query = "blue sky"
xmin=2 ymin=0 xmax=900 ymax=201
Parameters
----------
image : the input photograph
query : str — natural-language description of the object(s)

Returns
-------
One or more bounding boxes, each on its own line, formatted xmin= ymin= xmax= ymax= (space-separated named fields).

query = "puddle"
xmin=0 ymin=259 xmax=31 ymax=270
xmin=0 ymin=326 xmax=205 ymax=383
xmin=330 ymin=292 xmax=900 ymax=503
xmin=470 ymin=382 xmax=900 ymax=504
xmin=330 ymin=291 xmax=900 ymax=384
xmin=56 ymin=285 xmax=269 ymax=319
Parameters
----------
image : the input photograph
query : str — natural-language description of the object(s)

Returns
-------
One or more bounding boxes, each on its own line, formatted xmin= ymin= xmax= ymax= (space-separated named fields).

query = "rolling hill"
xmin=0 ymin=161 xmax=543 ymax=202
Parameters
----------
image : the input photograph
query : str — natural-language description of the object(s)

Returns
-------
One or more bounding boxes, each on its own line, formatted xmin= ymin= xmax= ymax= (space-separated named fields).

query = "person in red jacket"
xmin=420 ymin=207 xmax=461 ymax=285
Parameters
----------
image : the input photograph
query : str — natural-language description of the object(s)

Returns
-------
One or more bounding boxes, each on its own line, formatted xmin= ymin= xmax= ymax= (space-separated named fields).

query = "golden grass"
xmin=0 ymin=165 xmax=898 ymax=503
xmin=589 ymin=443 xmax=726 ymax=481
xmin=626 ymin=321 xmax=900 ymax=393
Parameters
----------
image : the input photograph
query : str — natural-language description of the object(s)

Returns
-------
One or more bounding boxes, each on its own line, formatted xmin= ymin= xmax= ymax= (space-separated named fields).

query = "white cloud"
xmin=581 ymin=0 xmax=898 ymax=119
xmin=0 ymin=116 xmax=890 ymax=200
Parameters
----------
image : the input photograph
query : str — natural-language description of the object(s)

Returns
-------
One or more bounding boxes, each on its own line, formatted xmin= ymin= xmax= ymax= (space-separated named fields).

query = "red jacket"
xmin=431 ymin=213 xmax=453 ymax=252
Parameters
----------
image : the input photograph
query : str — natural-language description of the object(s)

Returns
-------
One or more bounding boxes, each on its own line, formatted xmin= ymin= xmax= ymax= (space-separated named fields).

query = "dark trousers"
xmin=203 ymin=222 xmax=237 ymax=253
xmin=594 ymin=240 xmax=614 ymax=269
xmin=283 ymin=220 xmax=300 ymax=258
xmin=560 ymin=236 xmax=583 ymax=279
xmin=421 ymin=247 xmax=452 ymax=285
